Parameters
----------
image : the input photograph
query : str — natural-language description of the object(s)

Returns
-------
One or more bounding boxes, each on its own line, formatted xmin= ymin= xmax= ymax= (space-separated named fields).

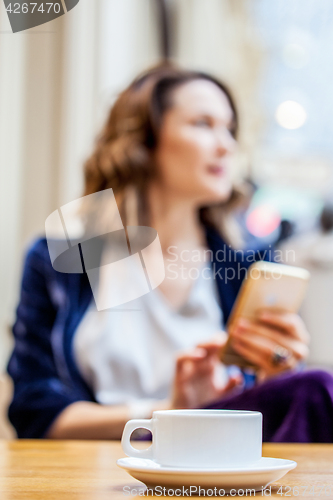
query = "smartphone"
xmin=220 ymin=261 xmax=310 ymax=368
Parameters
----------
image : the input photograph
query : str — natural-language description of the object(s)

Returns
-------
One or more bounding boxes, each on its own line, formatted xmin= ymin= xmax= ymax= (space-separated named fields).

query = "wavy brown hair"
xmin=83 ymin=63 xmax=243 ymax=242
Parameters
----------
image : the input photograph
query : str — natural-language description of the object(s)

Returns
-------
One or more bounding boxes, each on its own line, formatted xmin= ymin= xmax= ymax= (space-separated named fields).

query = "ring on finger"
xmin=271 ymin=345 xmax=291 ymax=367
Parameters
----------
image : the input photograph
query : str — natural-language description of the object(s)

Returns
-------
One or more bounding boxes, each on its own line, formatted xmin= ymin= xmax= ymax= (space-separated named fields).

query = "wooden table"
xmin=0 ymin=440 xmax=332 ymax=499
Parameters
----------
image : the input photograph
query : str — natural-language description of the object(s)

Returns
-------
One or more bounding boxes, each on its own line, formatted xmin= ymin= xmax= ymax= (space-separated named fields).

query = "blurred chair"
xmin=0 ymin=374 xmax=16 ymax=438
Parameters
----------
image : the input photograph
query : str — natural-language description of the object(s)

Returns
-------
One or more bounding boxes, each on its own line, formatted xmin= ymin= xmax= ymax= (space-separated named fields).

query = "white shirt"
xmin=74 ymin=264 xmax=224 ymax=406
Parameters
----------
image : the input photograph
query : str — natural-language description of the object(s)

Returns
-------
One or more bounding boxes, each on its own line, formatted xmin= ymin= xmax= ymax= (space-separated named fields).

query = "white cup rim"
xmin=152 ymin=409 xmax=262 ymax=417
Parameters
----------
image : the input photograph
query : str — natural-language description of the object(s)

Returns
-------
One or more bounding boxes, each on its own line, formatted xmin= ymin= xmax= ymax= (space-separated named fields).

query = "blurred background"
xmin=1 ymin=0 xmax=333 ymax=435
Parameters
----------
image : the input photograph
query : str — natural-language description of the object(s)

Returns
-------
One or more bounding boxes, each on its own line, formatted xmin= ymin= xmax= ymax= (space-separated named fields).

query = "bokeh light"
xmin=246 ymin=205 xmax=281 ymax=238
xmin=275 ymin=100 xmax=307 ymax=129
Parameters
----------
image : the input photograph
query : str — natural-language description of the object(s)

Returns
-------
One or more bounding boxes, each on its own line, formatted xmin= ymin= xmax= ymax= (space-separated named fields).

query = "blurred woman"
xmin=7 ymin=65 xmax=333 ymax=441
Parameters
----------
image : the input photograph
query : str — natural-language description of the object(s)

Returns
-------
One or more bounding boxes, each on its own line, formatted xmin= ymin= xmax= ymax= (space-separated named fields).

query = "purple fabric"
xmin=206 ymin=369 xmax=333 ymax=442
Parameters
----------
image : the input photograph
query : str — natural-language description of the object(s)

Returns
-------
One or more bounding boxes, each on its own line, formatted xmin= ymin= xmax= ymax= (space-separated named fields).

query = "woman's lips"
xmin=207 ymin=165 xmax=226 ymax=176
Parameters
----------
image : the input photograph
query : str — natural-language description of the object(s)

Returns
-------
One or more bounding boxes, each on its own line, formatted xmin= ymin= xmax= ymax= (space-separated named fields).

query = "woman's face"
xmin=153 ymin=79 xmax=237 ymax=205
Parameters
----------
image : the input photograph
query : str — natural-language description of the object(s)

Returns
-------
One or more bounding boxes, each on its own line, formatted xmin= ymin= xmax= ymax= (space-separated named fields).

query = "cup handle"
xmin=121 ymin=419 xmax=153 ymax=460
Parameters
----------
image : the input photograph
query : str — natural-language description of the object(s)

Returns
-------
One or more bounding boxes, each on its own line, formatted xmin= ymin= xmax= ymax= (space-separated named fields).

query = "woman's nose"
xmin=216 ymin=130 xmax=237 ymax=156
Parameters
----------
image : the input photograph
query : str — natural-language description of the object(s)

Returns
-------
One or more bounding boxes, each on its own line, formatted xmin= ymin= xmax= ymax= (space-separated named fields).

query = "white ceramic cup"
xmin=121 ymin=409 xmax=262 ymax=468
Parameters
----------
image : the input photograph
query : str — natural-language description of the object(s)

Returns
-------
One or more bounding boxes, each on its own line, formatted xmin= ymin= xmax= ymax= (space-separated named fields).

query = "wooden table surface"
xmin=0 ymin=440 xmax=332 ymax=499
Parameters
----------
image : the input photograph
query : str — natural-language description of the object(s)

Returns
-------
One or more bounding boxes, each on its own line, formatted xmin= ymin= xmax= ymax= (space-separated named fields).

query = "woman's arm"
xmin=46 ymin=402 xmax=131 ymax=440
xmin=46 ymin=399 xmax=171 ymax=440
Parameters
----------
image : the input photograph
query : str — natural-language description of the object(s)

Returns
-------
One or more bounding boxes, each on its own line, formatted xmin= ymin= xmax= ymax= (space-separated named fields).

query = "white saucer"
xmin=117 ymin=456 xmax=297 ymax=492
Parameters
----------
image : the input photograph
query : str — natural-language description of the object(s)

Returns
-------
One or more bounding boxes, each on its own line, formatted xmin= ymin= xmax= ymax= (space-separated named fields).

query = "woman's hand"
xmin=229 ymin=310 xmax=310 ymax=381
xmin=171 ymin=333 xmax=243 ymax=409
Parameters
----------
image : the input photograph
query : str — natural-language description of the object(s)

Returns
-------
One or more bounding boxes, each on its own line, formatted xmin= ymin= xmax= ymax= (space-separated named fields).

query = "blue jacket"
xmin=7 ymin=225 xmax=269 ymax=438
